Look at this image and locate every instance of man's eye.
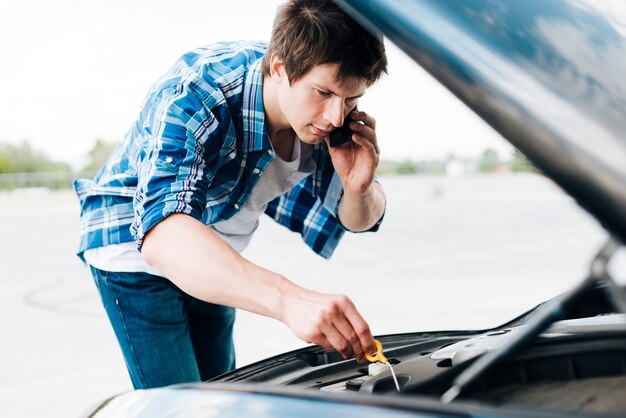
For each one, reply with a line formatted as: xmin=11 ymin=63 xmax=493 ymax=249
xmin=317 ymin=89 xmax=331 ymax=96
xmin=346 ymin=98 xmax=358 ymax=107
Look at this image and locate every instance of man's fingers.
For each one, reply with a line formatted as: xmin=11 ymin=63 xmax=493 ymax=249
xmin=308 ymin=318 xmax=357 ymax=360
xmin=351 ymin=132 xmax=379 ymax=155
xmin=340 ymin=297 xmax=375 ymax=356
xmin=349 ymin=119 xmax=379 ymax=154
xmin=310 ymin=334 xmax=334 ymax=352
xmin=320 ymin=321 xmax=354 ymax=359
xmin=351 ymin=110 xmax=377 ymax=130
xmin=332 ymin=314 xmax=367 ymax=362
xmin=326 ymin=294 xmax=374 ymax=362
xmin=289 ymin=292 xmax=374 ymax=361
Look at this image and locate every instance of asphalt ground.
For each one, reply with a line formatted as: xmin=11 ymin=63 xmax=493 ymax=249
xmin=1 ymin=174 xmax=624 ymax=417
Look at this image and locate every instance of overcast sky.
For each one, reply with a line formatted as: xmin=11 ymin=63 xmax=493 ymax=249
xmin=0 ymin=0 xmax=512 ymax=169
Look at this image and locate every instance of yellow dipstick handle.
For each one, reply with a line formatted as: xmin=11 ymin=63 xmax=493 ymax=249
xmin=365 ymin=339 xmax=388 ymax=364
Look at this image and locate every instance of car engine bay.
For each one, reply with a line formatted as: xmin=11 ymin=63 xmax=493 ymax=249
xmin=217 ymin=240 xmax=626 ymax=417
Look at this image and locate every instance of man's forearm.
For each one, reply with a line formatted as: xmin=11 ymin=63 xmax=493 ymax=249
xmin=141 ymin=213 xmax=288 ymax=320
xmin=337 ymin=183 xmax=386 ymax=232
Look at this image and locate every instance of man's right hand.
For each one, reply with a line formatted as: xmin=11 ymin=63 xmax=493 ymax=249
xmin=279 ymin=284 xmax=375 ymax=363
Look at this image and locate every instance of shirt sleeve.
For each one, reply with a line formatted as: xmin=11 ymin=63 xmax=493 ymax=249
xmin=130 ymin=76 xmax=225 ymax=248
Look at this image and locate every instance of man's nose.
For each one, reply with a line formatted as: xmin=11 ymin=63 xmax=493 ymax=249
xmin=324 ymin=98 xmax=345 ymax=128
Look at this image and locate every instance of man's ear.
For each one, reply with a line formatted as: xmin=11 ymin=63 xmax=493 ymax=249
xmin=269 ymin=52 xmax=287 ymax=84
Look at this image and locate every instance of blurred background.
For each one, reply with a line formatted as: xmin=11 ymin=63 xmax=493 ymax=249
xmin=1 ymin=1 xmax=624 ymax=417
xmin=0 ymin=0 xmax=516 ymax=182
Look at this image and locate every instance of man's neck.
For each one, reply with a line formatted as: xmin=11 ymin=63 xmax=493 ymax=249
xmin=262 ymin=75 xmax=296 ymax=161
xmin=271 ymin=131 xmax=296 ymax=161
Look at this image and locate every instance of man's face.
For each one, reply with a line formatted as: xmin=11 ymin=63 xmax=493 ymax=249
xmin=275 ymin=62 xmax=367 ymax=144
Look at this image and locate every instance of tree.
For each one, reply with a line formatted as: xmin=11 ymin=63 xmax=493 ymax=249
xmin=397 ymin=159 xmax=418 ymax=174
xmin=0 ymin=152 xmax=10 ymax=173
xmin=478 ymin=148 xmax=500 ymax=172
xmin=511 ymin=148 xmax=536 ymax=172
xmin=0 ymin=140 xmax=73 ymax=189
xmin=80 ymin=138 xmax=117 ymax=175
xmin=0 ymin=140 xmax=71 ymax=174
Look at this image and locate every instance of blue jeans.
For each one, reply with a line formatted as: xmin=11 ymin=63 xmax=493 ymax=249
xmin=89 ymin=266 xmax=236 ymax=389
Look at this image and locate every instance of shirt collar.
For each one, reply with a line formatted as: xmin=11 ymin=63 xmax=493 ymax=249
xmin=242 ymin=59 xmax=272 ymax=153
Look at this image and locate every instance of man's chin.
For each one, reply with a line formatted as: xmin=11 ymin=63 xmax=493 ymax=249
xmin=297 ymin=132 xmax=327 ymax=145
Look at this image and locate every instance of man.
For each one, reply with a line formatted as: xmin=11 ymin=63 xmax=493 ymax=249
xmin=74 ymin=0 xmax=388 ymax=389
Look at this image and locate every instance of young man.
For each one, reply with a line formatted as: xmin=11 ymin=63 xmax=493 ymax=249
xmin=74 ymin=0 xmax=388 ymax=389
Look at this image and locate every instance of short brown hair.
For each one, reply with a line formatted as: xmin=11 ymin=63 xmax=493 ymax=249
xmin=261 ymin=0 xmax=388 ymax=86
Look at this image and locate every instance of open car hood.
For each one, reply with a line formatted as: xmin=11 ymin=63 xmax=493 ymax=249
xmin=336 ymin=0 xmax=626 ymax=244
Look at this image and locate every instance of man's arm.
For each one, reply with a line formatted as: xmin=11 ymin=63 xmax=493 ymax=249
xmin=338 ymin=183 xmax=385 ymax=232
xmin=141 ymin=213 xmax=375 ymax=362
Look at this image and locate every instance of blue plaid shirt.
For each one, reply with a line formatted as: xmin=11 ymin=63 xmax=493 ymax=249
xmin=74 ymin=41 xmax=382 ymax=261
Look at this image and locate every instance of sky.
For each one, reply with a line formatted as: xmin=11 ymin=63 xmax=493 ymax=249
xmin=0 ymin=0 xmax=513 ymax=170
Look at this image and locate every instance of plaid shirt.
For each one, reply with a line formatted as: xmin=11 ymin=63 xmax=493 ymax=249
xmin=74 ymin=41 xmax=382 ymax=261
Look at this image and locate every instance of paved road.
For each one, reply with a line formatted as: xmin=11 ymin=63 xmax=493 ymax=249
xmin=1 ymin=174 xmax=624 ymax=417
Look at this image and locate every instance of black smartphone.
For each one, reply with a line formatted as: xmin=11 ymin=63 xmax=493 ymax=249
xmin=329 ymin=107 xmax=357 ymax=148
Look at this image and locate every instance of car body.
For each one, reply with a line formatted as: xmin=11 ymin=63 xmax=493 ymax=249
xmin=85 ymin=0 xmax=626 ymax=417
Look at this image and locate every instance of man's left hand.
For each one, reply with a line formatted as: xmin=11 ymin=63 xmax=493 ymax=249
xmin=325 ymin=109 xmax=380 ymax=195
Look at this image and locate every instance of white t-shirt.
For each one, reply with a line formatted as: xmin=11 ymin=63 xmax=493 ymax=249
xmin=83 ymin=138 xmax=316 ymax=277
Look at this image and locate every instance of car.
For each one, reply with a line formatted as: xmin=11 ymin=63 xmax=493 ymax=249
xmin=85 ymin=0 xmax=626 ymax=416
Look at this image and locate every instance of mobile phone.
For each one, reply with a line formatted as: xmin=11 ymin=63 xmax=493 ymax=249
xmin=329 ymin=107 xmax=357 ymax=147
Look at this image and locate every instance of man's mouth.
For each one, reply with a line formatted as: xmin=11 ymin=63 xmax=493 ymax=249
xmin=311 ymin=125 xmax=331 ymax=136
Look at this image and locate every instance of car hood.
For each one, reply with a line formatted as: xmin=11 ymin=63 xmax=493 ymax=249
xmin=337 ymin=0 xmax=626 ymax=244
xmin=85 ymin=382 xmax=579 ymax=418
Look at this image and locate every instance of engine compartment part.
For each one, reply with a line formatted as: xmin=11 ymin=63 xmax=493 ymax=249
xmin=218 ymin=313 xmax=626 ymax=416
